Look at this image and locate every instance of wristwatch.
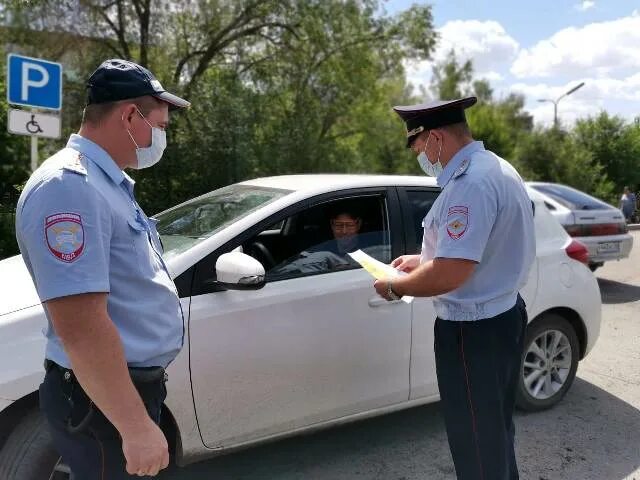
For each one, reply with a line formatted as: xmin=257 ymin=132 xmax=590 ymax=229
xmin=386 ymin=281 xmax=401 ymax=301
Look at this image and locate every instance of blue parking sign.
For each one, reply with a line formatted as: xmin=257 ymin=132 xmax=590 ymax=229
xmin=7 ymin=54 xmax=62 ymax=110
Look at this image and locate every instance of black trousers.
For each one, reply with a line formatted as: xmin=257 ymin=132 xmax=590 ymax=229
xmin=434 ymin=296 xmax=527 ymax=480
xmin=39 ymin=362 xmax=167 ymax=480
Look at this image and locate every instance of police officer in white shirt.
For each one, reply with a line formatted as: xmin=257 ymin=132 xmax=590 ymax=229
xmin=374 ymin=97 xmax=535 ymax=480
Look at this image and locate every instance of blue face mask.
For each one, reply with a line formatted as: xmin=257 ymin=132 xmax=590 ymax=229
xmin=417 ymin=133 xmax=443 ymax=177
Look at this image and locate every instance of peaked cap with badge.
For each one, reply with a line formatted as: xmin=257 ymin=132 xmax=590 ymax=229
xmin=86 ymin=59 xmax=190 ymax=110
xmin=393 ymin=96 xmax=477 ymax=147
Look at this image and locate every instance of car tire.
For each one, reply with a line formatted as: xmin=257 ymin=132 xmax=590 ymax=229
xmin=589 ymin=263 xmax=602 ymax=272
xmin=0 ymin=409 xmax=68 ymax=480
xmin=516 ymin=313 xmax=580 ymax=412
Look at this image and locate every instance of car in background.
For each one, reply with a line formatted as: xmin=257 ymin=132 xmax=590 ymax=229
xmin=528 ymin=181 xmax=633 ymax=271
xmin=0 ymin=175 xmax=601 ymax=479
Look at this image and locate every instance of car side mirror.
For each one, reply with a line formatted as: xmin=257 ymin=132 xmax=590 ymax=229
xmin=214 ymin=251 xmax=266 ymax=290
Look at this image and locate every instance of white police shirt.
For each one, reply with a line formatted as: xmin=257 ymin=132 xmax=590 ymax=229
xmin=421 ymin=141 xmax=535 ymax=321
xmin=16 ymin=134 xmax=184 ymax=368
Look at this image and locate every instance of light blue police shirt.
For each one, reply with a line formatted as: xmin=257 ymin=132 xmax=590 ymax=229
xmin=16 ymin=134 xmax=184 ymax=368
xmin=420 ymin=141 xmax=535 ymax=321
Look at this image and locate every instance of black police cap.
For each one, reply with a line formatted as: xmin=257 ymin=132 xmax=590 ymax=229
xmin=393 ymin=97 xmax=477 ymax=147
xmin=86 ymin=59 xmax=190 ymax=109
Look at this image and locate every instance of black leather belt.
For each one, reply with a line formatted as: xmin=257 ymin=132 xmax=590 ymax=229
xmin=44 ymin=359 xmax=167 ymax=384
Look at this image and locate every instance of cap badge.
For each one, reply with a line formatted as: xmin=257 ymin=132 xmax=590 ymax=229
xmin=150 ymin=79 xmax=163 ymax=92
xmin=406 ymin=125 xmax=425 ymax=138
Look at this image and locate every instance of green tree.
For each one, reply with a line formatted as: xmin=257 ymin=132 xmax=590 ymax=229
xmin=430 ymin=50 xmax=472 ymax=100
xmin=127 ymin=1 xmax=438 ymax=213
xmin=514 ymin=128 xmax=615 ymax=202
xmin=472 ymin=79 xmax=493 ymax=103
xmin=574 ymin=112 xmax=640 ymax=196
xmin=430 ymin=52 xmax=533 ymax=162
xmin=2 ymin=0 xmax=438 ymax=219
xmin=466 ymin=93 xmax=533 ymax=162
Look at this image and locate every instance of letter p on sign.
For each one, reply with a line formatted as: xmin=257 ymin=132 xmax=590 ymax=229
xmin=21 ymin=62 xmax=49 ymax=102
xmin=7 ymin=54 xmax=62 ymax=110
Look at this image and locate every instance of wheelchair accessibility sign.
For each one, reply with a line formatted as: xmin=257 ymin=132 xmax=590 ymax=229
xmin=7 ymin=54 xmax=62 ymax=110
xmin=8 ymin=109 xmax=61 ymax=139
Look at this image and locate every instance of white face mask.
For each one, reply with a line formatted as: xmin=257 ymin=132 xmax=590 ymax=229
xmin=417 ymin=133 xmax=443 ymax=177
xmin=126 ymin=108 xmax=167 ymax=169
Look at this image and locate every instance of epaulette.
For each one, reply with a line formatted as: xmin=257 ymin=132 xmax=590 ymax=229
xmin=62 ymin=152 xmax=88 ymax=176
xmin=452 ymin=158 xmax=470 ymax=179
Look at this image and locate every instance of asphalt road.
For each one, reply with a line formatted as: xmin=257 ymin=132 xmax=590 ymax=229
xmin=162 ymin=231 xmax=640 ymax=480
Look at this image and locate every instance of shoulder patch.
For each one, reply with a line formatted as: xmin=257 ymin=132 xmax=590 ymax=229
xmin=446 ymin=206 xmax=469 ymax=240
xmin=45 ymin=213 xmax=85 ymax=262
xmin=62 ymin=152 xmax=88 ymax=176
xmin=452 ymin=158 xmax=470 ymax=179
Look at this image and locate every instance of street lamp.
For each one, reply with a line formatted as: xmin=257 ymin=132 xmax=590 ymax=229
xmin=538 ymin=82 xmax=585 ymax=129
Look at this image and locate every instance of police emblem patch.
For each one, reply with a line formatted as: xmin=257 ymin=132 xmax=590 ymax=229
xmin=446 ymin=206 xmax=469 ymax=240
xmin=45 ymin=213 xmax=85 ymax=262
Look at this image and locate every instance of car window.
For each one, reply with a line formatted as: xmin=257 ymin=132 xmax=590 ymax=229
xmin=155 ymin=184 xmax=290 ymax=260
xmin=243 ymin=195 xmax=391 ymax=281
xmin=406 ymin=190 xmax=440 ymax=247
xmin=531 ymin=184 xmax=612 ymax=211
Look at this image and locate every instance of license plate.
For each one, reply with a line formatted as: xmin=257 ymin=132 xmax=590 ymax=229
xmin=597 ymin=242 xmax=620 ymax=253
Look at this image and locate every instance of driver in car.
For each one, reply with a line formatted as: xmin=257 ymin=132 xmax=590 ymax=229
xmin=271 ymin=206 xmax=381 ymax=276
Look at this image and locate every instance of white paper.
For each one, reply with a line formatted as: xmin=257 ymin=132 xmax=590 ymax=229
xmin=348 ymin=250 xmax=414 ymax=303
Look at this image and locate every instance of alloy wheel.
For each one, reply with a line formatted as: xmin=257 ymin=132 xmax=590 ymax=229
xmin=522 ymin=329 xmax=573 ymax=400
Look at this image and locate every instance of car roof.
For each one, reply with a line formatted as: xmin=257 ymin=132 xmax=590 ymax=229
xmin=243 ymin=175 xmax=547 ymax=207
xmin=526 ymin=181 xmax=615 ymax=211
xmin=241 ymin=174 xmax=439 ymax=192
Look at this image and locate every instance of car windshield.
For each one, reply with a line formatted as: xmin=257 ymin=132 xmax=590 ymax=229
xmin=155 ymin=184 xmax=291 ymax=260
xmin=531 ymin=184 xmax=613 ymax=211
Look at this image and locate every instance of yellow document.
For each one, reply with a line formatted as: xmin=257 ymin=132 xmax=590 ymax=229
xmin=348 ymin=250 xmax=414 ymax=303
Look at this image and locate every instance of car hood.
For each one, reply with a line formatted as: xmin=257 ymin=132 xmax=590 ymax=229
xmin=0 ymin=254 xmax=183 ymax=317
xmin=0 ymin=255 xmax=41 ymax=316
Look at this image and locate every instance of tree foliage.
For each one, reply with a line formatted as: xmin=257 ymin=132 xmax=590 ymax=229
xmin=574 ymin=112 xmax=640 ymax=195
xmin=430 ymin=50 xmax=472 ymax=100
xmin=1 ymin=0 xmax=436 ymax=220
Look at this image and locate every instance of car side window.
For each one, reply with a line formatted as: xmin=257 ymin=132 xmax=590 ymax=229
xmin=243 ymin=195 xmax=391 ymax=281
xmin=406 ymin=190 xmax=440 ymax=247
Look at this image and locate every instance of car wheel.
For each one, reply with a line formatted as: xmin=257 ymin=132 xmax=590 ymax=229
xmin=0 ymin=409 xmax=70 ymax=480
xmin=516 ymin=313 xmax=580 ymax=411
xmin=589 ymin=262 xmax=603 ymax=272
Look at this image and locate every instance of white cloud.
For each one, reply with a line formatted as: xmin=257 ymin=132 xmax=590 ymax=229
xmin=405 ymin=19 xmax=519 ymax=91
xmin=479 ymin=71 xmax=504 ymax=83
xmin=575 ymin=1 xmax=595 ymax=12
xmin=510 ymin=74 xmax=640 ymax=126
xmin=402 ymin=14 xmax=640 ymax=127
xmin=511 ymin=14 xmax=640 ymax=78
xmin=435 ymin=20 xmax=520 ymax=73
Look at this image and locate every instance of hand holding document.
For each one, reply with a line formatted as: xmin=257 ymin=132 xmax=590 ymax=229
xmin=348 ymin=250 xmax=414 ymax=303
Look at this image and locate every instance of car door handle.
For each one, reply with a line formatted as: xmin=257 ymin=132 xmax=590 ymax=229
xmin=368 ymin=296 xmax=404 ymax=308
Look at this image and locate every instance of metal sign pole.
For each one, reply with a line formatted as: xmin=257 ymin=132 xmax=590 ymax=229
xmin=30 ymin=108 xmax=39 ymax=172
xmin=30 ymin=135 xmax=38 ymax=172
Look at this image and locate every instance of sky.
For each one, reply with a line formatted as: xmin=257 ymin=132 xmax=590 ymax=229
xmin=382 ymin=0 xmax=640 ymax=127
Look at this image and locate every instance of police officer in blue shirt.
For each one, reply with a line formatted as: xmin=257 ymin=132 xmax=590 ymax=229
xmin=374 ymin=97 xmax=535 ymax=479
xmin=16 ymin=59 xmax=190 ymax=478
